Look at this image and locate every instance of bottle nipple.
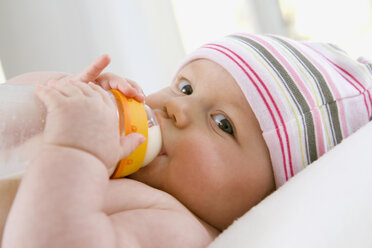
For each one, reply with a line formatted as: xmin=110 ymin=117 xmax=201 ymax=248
xmin=109 ymin=89 xmax=162 ymax=178
xmin=142 ymin=104 xmax=162 ymax=166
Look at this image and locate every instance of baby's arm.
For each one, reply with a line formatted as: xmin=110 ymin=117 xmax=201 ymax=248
xmin=4 ymin=145 xmax=116 ymax=247
xmin=103 ymin=179 xmax=220 ymax=247
xmin=2 ymin=79 xmax=144 ymax=248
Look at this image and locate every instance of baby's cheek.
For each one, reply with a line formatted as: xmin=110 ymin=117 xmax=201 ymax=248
xmin=170 ymin=135 xmax=227 ymax=194
xmin=167 ymin=134 xmax=237 ymax=223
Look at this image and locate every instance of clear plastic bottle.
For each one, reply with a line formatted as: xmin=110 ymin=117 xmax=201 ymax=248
xmin=0 ymin=83 xmax=162 ymax=179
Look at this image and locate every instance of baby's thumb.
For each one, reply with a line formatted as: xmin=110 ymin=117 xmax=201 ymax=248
xmin=119 ymin=133 xmax=146 ymax=159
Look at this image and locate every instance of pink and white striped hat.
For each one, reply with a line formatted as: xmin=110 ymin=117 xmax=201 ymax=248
xmin=176 ymin=33 xmax=372 ymax=187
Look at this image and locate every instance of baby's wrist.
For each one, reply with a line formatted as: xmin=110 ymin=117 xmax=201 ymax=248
xmin=37 ymin=144 xmax=110 ymax=177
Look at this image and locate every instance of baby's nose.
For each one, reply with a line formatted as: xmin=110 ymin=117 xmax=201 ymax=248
xmin=163 ymin=99 xmax=190 ymax=128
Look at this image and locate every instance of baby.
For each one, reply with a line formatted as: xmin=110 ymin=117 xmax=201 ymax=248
xmin=2 ymin=33 xmax=372 ymax=247
xmin=1 ymin=56 xmax=220 ymax=247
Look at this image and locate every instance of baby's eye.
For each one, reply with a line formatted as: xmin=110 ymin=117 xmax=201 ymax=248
xmin=212 ymin=114 xmax=234 ymax=136
xmin=177 ymin=80 xmax=193 ymax=95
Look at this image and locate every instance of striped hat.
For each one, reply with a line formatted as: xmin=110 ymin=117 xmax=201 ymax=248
xmin=176 ymin=33 xmax=372 ymax=187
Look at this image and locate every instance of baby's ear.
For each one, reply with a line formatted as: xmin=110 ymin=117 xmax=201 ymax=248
xmin=119 ymin=133 xmax=146 ymax=159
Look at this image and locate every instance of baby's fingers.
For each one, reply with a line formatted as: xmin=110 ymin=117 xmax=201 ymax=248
xmin=119 ymin=133 xmax=146 ymax=159
xmin=73 ymin=54 xmax=111 ymax=83
xmin=96 ymin=73 xmax=145 ymax=102
xmin=88 ymin=82 xmax=115 ymax=107
xmin=126 ymin=79 xmax=145 ymax=96
xmin=115 ymin=82 xmax=145 ymax=102
xmin=34 ymin=84 xmax=65 ymax=109
xmin=123 ymin=79 xmax=145 ymax=102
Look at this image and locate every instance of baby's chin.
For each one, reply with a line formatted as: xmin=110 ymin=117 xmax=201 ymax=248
xmin=128 ymin=154 xmax=168 ymax=190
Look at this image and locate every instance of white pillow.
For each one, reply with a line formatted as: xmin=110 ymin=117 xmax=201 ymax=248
xmin=209 ymin=122 xmax=372 ymax=248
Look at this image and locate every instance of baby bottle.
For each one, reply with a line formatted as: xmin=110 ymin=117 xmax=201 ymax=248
xmin=0 ymin=83 xmax=162 ymax=179
xmin=108 ymin=88 xmax=162 ymax=178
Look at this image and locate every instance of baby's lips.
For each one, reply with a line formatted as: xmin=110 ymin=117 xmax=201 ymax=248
xmin=153 ymin=108 xmax=168 ymax=122
xmin=152 ymin=109 xmax=167 ymax=156
xmin=158 ymin=141 xmax=167 ymax=156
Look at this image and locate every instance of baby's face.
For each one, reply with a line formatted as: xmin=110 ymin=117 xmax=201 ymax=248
xmin=130 ymin=59 xmax=275 ymax=230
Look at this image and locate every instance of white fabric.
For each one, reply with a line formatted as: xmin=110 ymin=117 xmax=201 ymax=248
xmin=209 ymin=121 xmax=372 ymax=248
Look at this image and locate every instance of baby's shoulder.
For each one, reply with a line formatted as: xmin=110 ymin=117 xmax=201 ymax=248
xmin=104 ymin=179 xmax=219 ymax=247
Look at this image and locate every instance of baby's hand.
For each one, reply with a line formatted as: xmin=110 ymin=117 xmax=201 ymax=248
xmin=94 ymin=72 xmax=145 ymax=102
xmin=57 ymin=54 xmax=145 ymax=102
xmin=52 ymin=54 xmax=111 ymax=86
xmin=34 ymin=79 xmax=145 ymax=170
xmin=63 ymin=55 xmax=145 ymax=102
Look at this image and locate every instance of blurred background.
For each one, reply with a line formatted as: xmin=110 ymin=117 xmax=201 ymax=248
xmin=1 ymin=0 xmax=372 ymax=94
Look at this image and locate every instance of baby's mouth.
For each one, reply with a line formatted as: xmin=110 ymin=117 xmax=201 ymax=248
xmin=158 ymin=143 xmax=167 ymax=156
xmin=153 ymin=109 xmax=167 ymax=156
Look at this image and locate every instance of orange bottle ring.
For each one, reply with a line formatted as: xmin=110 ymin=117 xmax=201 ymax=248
xmin=110 ymin=89 xmax=148 ymax=178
